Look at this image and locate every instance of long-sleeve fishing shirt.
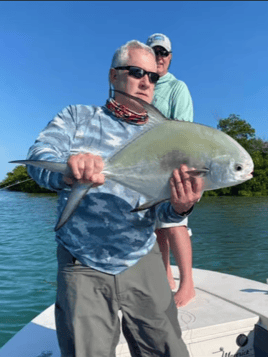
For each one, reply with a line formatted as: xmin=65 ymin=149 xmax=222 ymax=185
xmin=27 ymin=104 xmax=189 ymax=275
xmin=152 ymin=72 xmax=193 ymax=122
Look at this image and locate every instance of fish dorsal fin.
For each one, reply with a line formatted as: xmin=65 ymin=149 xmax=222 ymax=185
xmin=103 ymin=91 xmax=172 ymax=171
xmin=9 ymin=160 xmax=72 ymax=176
xmin=114 ymin=90 xmax=168 ymax=127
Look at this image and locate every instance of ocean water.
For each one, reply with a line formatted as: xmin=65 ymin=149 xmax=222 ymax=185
xmin=0 ymin=191 xmax=268 ymax=347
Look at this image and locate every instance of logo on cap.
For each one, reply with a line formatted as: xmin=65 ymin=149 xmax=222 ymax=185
xmin=152 ymin=35 xmax=165 ymax=41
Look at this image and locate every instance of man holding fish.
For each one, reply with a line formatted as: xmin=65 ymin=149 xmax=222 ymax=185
xmin=146 ymin=33 xmax=195 ymax=308
xmin=16 ymin=38 xmax=253 ymax=356
xmin=22 ymin=39 xmax=203 ymax=357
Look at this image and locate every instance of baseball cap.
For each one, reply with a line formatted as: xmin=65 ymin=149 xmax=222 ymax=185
xmin=146 ymin=33 xmax=172 ymax=52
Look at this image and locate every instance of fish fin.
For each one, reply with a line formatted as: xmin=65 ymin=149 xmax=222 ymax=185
xmin=55 ymin=181 xmax=92 ymax=231
xmin=114 ymin=90 xmax=169 ymax=126
xmin=106 ymin=90 xmax=187 ymax=169
xmin=186 ymin=168 xmax=209 ymax=177
xmin=10 ymin=160 xmax=94 ymax=230
xmin=9 ymin=160 xmax=71 ymax=176
xmin=106 ymin=94 xmax=171 ymax=169
xmin=131 ymin=198 xmax=169 ymax=212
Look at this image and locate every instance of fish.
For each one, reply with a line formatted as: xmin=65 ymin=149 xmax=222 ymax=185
xmin=10 ymin=90 xmax=254 ymax=231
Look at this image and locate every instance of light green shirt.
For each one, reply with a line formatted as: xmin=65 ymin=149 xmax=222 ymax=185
xmin=152 ymin=72 xmax=193 ymax=122
xmin=153 ymin=72 xmax=194 ymax=230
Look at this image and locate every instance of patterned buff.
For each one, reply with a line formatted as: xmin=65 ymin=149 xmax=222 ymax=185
xmin=106 ymin=98 xmax=148 ymax=125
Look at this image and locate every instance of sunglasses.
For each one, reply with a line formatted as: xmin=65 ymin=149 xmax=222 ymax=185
xmin=153 ymin=49 xmax=171 ymax=57
xmin=114 ymin=66 xmax=159 ymax=84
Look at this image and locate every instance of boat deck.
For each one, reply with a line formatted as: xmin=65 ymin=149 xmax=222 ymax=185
xmin=1 ymin=267 xmax=268 ymax=357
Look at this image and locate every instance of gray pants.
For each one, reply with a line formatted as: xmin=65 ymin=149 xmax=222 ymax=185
xmin=55 ymin=243 xmax=189 ymax=357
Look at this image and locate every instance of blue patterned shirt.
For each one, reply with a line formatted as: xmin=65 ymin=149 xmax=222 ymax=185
xmin=27 ymin=104 xmax=188 ymax=274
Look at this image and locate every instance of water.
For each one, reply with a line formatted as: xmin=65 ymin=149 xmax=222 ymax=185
xmin=0 ymin=191 xmax=58 ymax=347
xmin=188 ymin=196 xmax=268 ymax=283
xmin=0 ymin=191 xmax=268 ymax=347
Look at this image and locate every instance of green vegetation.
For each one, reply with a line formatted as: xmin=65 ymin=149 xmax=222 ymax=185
xmin=203 ymin=114 xmax=268 ymax=197
xmin=0 ymin=165 xmax=55 ymax=194
xmin=1 ymin=114 xmax=267 ymax=196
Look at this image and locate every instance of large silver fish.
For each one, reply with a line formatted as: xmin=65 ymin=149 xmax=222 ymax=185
xmin=10 ymin=90 xmax=254 ymax=231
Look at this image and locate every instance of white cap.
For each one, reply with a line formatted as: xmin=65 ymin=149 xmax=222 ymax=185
xmin=146 ymin=33 xmax=172 ymax=52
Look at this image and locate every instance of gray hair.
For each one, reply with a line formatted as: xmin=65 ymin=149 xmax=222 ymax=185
xmin=109 ymin=40 xmax=155 ymax=98
xmin=110 ymin=40 xmax=155 ymax=68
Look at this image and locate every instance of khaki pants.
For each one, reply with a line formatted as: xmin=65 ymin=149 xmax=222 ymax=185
xmin=55 ymin=242 xmax=189 ymax=357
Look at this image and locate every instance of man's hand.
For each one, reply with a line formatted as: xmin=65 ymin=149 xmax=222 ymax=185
xmin=170 ymin=165 xmax=203 ymax=215
xmin=64 ymin=153 xmax=105 ymax=186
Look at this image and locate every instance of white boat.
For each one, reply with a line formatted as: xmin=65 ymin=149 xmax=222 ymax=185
xmin=1 ymin=267 xmax=268 ymax=357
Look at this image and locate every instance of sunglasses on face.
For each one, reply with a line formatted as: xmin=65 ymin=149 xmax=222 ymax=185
xmin=114 ymin=66 xmax=160 ymax=84
xmin=153 ymin=48 xmax=171 ymax=57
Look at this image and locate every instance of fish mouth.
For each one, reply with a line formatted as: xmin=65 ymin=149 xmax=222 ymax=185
xmin=242 ymin=171 xmax=254 ymax=181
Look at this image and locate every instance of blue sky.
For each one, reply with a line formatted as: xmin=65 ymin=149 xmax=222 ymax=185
xmin=1 ymin=1 xmax=268 ymax=181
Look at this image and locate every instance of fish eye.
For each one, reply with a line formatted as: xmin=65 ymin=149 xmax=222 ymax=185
xmin=235 ymin=164 xmax=243 ymax=171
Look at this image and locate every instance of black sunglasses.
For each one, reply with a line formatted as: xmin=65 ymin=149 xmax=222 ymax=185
xmin=153 ymin=48 xmax=171 ymax=57
xmin=114 ymin=66 xmax=159 ymax=84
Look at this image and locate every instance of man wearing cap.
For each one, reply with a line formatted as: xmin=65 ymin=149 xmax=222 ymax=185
xmin=146 ymin=33 xmax=195 ymax=308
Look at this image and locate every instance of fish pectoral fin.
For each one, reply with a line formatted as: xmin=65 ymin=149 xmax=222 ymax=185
xmin=131 ymin=198 xmax=170 ymax=212
xmin=186 ymin=168 xmax=209 ymax=177
xmin=55 ymin=181 xmax=93 ymax=231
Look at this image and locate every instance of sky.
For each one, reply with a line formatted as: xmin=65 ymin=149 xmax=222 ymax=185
xmin=1 ymin=1 xmax=268 ymax=182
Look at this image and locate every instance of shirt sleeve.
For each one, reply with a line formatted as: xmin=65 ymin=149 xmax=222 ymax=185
xmin=26 ymin=105 xmax=77 ymax=191
xmin=171 ymin=81 xmax=194 ymax=122
xmin=155 ymin=201 xmax=193 ymax=229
